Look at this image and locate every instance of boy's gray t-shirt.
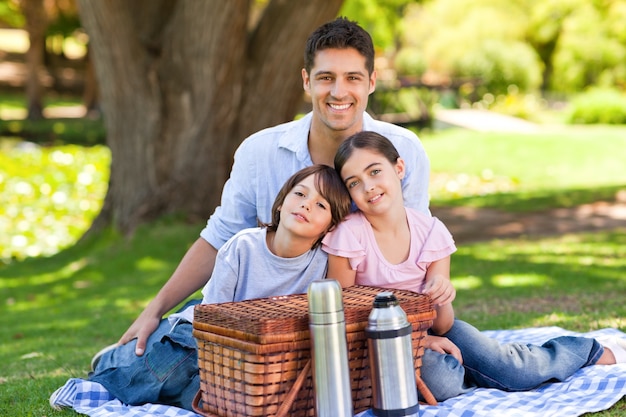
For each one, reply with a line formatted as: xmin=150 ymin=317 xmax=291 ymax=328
xmin=202 ymin=227 xmax=329 ymax=303
xmin=172 ymin=227 xmax=328 ymax=323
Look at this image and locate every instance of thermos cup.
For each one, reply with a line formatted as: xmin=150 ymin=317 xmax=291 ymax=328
xmin=307 ymin=280 xmax=353 ymax=417
xmin=366 ymin=291 xmax=419 ymax=417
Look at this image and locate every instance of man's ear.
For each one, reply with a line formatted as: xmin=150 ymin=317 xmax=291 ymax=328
xmin=369 ymin=69 xmax=377 ymax=94
xmin=302 ymin=68 xmax=311 ymax=94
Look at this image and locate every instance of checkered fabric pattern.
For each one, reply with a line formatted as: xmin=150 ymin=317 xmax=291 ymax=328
xmin=51 ymin=327 xmax=626 ymax=417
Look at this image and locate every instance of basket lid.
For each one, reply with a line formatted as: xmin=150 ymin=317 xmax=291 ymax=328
xmin=193 ymin=285 xmax=434 ymax=344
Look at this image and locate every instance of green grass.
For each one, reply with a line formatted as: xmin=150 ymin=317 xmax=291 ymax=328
xmin=422 ymin=126 xmax=626 ymax=211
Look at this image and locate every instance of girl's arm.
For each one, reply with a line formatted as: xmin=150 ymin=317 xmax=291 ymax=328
xmin=423 ymin=256 xmax=456 ymax=306
xmin=424 ymin=257 xmax=455 ymax=335
xmin=327 ymin=254 xmax=357 ymax=288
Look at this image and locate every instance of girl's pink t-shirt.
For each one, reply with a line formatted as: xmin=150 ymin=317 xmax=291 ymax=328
xmin=322 ymin=208 xmax=456 ymax=293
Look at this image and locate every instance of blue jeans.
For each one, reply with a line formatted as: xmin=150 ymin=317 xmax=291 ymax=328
xmin=89 ymin=300 xmax=201 ymax=410
xmin=419 ymin=319 xmax=604 ymax=401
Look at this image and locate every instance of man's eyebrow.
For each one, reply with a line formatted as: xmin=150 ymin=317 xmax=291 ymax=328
xmin=313 ymin=70 xmax=366 ymax=77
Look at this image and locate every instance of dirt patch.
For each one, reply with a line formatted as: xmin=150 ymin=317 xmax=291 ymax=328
xmin=433 ymin=200 xmax=626 ymax=243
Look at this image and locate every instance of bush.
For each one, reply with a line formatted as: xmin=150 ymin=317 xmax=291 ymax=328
xmin=395 ymin=47 xmax=428 ymax=77
xmin=567 ymin=88 xmax=626 ymax=125
xmin=453 ymin=39 xmax=543 ymax=97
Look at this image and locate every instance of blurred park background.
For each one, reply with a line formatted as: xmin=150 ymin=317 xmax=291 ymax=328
xmin=1 ymin=0 xmax=625 ymax=415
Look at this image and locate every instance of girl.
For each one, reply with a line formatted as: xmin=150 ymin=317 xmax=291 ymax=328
xmin=322 ymin=131 xmax=626 ymax=402
xmin=51 ymin=164 xmax=352 ymax=412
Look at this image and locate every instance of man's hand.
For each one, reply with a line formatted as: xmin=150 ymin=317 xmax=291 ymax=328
xmin=425 ymin=334 xmax=463 ymax=364
xmin=423 ymin=274 xmax=456 ymax=306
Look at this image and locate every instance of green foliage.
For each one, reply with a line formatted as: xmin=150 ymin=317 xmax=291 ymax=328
xmin=394 ymin=0 xmax=626 ymax=102
xmin=0 ymin=0 xmax=24 ymax=27
xmin=0 ymin=117 xmax=106 ymax=145
xmin=566 ymin=88 xmax=626 ymax=125
xmin=454 ymin=40 xmax=543 ymax=96
xmin=0 ymin=140 xmax=110 ymax=263
xmin=340 ymin=0 xmax=414 ymax=52
xmin=394 ymin=47 xmax=428 ymax=77
xmin=549 ymin=1 xmax=626 ymax=92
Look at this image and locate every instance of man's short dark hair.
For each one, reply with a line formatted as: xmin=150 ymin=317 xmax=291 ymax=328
xmin=304 ymin=17 xmax=375 ymax=75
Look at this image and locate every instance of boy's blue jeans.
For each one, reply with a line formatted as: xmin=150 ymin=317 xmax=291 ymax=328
xmin=89 ymin=300 xmax=200 ymax=410
xmin=419 ymin=319 xmax=604 ymax=401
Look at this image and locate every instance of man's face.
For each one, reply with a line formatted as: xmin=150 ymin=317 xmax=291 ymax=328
xmin=302 ymin=47 xmax=376 ymax=137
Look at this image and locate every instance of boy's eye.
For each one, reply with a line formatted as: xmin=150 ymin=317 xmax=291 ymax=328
xmin=316 ymin=202 xmax=327 ymax=210
xmin=295 ymin=191 xmax=305 ymax=197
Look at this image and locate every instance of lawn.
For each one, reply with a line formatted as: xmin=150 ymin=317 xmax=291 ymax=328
xmin=1 ymin=124 xmax=625 ymax=415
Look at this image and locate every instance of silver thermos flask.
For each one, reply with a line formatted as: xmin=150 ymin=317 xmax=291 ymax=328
xmin=366 ymin=291 xmax=419 ymax=417
xmin=307 ymin=279 xmax=353 ymax=417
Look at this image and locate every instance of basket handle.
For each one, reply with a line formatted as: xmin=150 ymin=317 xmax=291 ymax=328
xmin=416 ymin=372 xmax=437 ymax=405
xmin=275 ymin=358 xmax=312 ymax=417
xmin=191 ymin=389 xmax=212 ymax=416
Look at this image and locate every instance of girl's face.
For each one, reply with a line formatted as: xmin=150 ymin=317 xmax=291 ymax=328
xmin=340 ymin=147 xmax=405 ymax=215
xmin=278 ymin=174 xmax=333 ymax=241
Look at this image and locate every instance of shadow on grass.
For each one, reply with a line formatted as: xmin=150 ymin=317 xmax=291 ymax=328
xmin=433 ymin=184 xmax=626 ymax=212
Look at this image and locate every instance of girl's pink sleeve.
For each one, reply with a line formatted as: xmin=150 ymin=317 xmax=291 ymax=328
xmin=419 ymin=217 xmax=457 ymax=263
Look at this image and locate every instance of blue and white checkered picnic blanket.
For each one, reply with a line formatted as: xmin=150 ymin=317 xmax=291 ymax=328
xmin=52 ymin=327 xmax=626 ymax=417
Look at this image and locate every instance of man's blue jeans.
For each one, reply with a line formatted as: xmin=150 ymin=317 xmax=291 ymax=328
xmin=89 ymin=300 xmax=201 ymax=410
xmin=420 ymin=319 xmax=604 ymax=401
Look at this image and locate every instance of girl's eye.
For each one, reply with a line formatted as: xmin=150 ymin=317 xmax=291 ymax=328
xmin=347 ymin=180 xmax=359 ymax=189
xmin=371 ymin=169 xmax=381 ymax=176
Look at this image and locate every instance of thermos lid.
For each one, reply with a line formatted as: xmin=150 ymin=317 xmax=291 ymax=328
xmin=373 ymin=291 xmax=399 ymax=308
xmin=308 ymin=279 xmax=345 ymax=324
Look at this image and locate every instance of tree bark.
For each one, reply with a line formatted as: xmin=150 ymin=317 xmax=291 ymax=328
xmin=22 ymin=0 xmax=48 ymax=120
xmin=77 ymin=0 xmax=344 ymax=234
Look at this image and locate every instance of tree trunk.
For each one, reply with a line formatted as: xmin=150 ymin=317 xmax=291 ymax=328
xmin=22 ymin=0 xmax=47 ymax=120
xmin=77 ymin=0 xmax=343 ymax=235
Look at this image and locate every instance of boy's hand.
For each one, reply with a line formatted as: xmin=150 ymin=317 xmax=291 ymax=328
xmin=118 ymin=312 xmax=160 ymax=356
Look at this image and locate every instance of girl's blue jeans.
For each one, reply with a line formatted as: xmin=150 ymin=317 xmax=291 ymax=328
xmin=420 ymin=319 xmax=604 ymax=401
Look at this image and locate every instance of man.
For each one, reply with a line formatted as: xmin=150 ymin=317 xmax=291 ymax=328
xmin=119 ymin=16 xmax=431 ymax=356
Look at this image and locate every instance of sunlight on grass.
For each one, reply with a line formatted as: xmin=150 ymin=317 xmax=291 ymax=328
xmin=0 ymin=140 xmax=110 ymax=263
xmin=452 ymin=275 xmax=482 ymax=290
xmin=491 ymin=273 xmax=550 ymax=287
xmin=136 ymin=256 xmax=171 ymax=271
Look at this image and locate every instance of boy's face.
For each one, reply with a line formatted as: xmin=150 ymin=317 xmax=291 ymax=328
xmin=302 ymin=47 xmax=376 ymax=138
xmin=278 ymin=174 xmax=333 ymax=243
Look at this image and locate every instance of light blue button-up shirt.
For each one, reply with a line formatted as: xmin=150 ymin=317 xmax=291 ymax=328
xmin=201 ymin=111 xmax=431 ymax=250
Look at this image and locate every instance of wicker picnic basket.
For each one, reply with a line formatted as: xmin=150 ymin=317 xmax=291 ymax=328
xmin=192 ymin=285 xmax=436 ymax=417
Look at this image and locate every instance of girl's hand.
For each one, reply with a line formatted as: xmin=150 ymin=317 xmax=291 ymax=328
xmin=423 ymin=274 xmax=456 ymax=306
xmin=425 ymin=334 xmax=463 ymax=364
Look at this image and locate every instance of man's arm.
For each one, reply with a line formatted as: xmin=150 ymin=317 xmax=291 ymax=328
xmin=118 ymin=238 xmax=217 ymax=355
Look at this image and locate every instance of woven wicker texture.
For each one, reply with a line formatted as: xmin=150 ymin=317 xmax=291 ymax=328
xmin=193 ymin=285 xmax=435 ymax=417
